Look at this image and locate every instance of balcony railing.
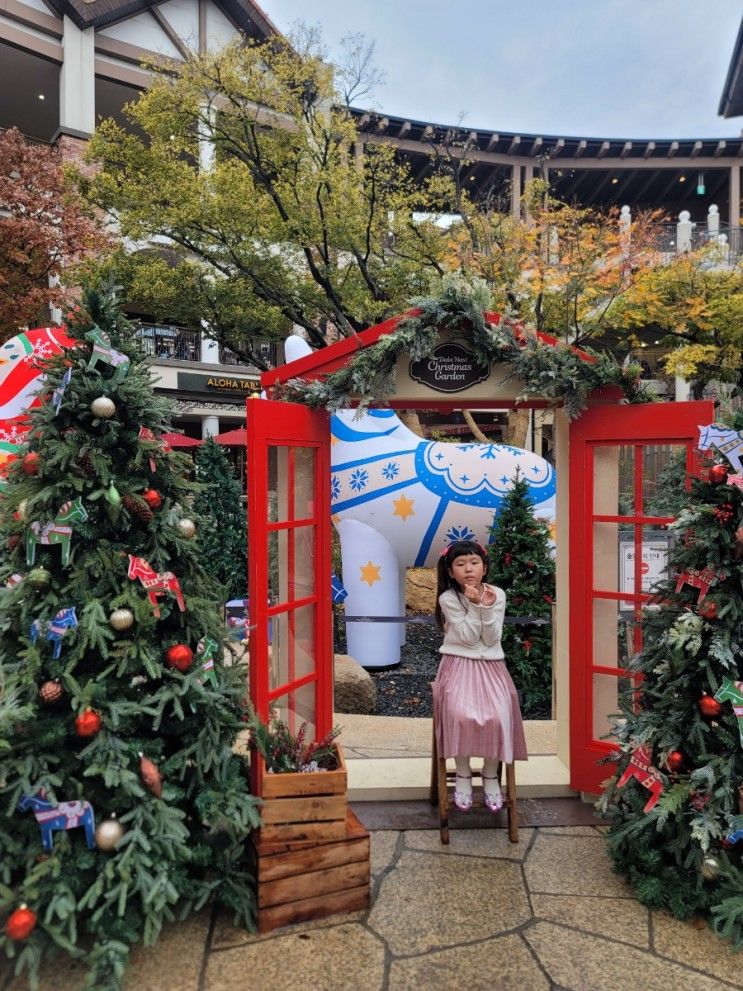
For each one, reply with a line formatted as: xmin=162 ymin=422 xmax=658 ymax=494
xmin=134 ymin=323 xmax=278 ymax=369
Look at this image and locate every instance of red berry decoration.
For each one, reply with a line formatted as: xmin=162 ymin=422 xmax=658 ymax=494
xmin=22 ymin=451 xmax=39 ymax=476
xmin=5 ymin=904 xmax=37 ymax=940
xmin=665 ymin=750 xmax=685 ymax=774
xmin=165 ymin=643 xmax=193 ymax=672
xmin=503 ymin=553 xmax=512 ymax=565
xmin=698 ymin=694 xmax=722 ymax=719
xmin=142 ymin=488 xmax=162 ymax=509
xmin=713 ymin=503 xmax=734 ymax=524
xmin=708 ymin=463 xmax=729 ymax=485
xmin=699 ymin=600 xmax=717 ymax=620
xmin=74 ymin=708 xmax=102 ymax=737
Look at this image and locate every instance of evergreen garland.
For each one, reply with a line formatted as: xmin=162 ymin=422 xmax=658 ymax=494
xmin=599 ymin=422 xmax=743 ymax=948
xmin=0 ymin=280 xmax=260 ymax=990
xmin=278 ymin=276 xmax=647 ymax=418
xmin=487 ymin=472 xmax=556 ymax=717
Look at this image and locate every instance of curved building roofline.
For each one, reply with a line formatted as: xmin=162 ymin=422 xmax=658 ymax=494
xmin=349 ymin=107 xmax=741 ymax=161
xmin=719 ymin=16 xmax=743 ymax=118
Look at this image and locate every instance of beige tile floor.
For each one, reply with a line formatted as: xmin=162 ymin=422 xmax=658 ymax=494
xmin=4 ymin=823 xmax=740 ymax=991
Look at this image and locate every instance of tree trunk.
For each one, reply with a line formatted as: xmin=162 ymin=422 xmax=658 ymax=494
xmin=399 ymin=409 xmax=426 ymax=437
xmin=504 ymin=407 xmax=530 ymax=448
xmin=461 ymin=409 xmax=490 ymax=444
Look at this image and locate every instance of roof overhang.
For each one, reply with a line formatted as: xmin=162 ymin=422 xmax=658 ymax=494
xmin=43 ymin=0 xmax=279 ymax=36
xmin=719 ymin=17 xmax=743 ymax=117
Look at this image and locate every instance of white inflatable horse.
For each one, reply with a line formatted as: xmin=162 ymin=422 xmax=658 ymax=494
xmin=283 ymin=336 xmax=556 ymax=668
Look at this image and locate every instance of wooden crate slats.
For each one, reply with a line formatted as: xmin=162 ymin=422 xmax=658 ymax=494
xmin=259 ymin=818 xmax=348 ymax=844
xmin=260 ymin=793 xmax=347 ymax=825
xmin=259 ymin=860 xmax=369 ymax=908
xmin=260 ymin=749 xmax=347 ymax=799
xmin=257 ymin=885 xmax=370 ymax=935
xmin=258 ymin=834 xmax=370 ymax=883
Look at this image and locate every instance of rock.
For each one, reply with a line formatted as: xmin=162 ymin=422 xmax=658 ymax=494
xmin=406 ymin=567 xmax=437 ymax=614
xmin=334 ymin=653 xmax=377 ymax=714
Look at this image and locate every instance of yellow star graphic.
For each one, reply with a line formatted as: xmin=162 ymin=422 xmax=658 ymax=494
xmin=393 ymin=495 xmax=415 ymax=521
xmin=359 ymin=561 xmax=381 ymax=587
xmin=330 ymin=434 xmax=339 ymax=446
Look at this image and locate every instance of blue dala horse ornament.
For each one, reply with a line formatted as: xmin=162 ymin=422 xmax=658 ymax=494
xmin=18 ymin=789 xmax=95 ymax=851
xmin=26 ymin=498 xmax=88 ymax=567
xmin=85 ymin=326 xmax=130 ymax=385
xmin=30 ymin=606 xmax=78 ymax=658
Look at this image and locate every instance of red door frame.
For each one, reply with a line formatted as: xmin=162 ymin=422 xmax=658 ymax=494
xmin=246 ymin=398 xmax=332 ymax=795
xmin=568 ymin=400 xmax=714 ymax=794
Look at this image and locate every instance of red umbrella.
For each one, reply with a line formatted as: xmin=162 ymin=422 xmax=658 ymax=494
xmin=161 ymin=432 xmax=202 ymax=448
xmin=213 ymin=427 xmax=247 ymax=445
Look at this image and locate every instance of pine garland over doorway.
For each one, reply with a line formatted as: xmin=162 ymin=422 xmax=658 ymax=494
xmin=277 ymin=276 xmax=649 ymax=419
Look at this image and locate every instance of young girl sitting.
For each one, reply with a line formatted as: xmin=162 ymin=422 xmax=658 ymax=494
xmin=433 ymin=539 xmax=528 ymax=811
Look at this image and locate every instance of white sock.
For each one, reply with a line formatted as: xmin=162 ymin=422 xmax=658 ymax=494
xmin=454 ymin=755 xmax=472 ymax=799
xmin=482 ymin=759 xmax=502 ymax=802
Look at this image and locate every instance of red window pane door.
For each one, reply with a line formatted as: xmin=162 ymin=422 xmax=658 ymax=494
xmin=246 ymin=398 xmax=331 ymax=795
xmin=568 ymin=399 xmax=713 ymax=795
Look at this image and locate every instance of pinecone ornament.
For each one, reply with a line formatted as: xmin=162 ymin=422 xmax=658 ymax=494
xmin=76 ymin=449 xmax=95 ymax=477
xmin=122 ymin=493 xmax=154 ymax=524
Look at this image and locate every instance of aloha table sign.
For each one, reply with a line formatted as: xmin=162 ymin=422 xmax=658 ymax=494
xmin=409 ymin=342 xmax=490 ymax=394
xmin=177 ymin=371 xmax=261 ymax=396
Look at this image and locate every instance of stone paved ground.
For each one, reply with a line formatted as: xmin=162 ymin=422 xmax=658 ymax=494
xmin=4 ymin=819 xmax=741 ymax=991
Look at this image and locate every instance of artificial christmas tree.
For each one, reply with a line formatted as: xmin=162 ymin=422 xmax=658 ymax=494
xmin=600 ymin=418 xmax=743 ymax=949
xmin=194 ymin=438 xmax=247 ymax=602
xmin=487 ymin=471 xmax=555 ymax=717
xmin=0 ymin=282 xmax=259 ymax=990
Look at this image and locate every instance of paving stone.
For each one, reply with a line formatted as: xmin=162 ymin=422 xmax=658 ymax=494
xmin=124 ymin=910 xmax=210 ymax=991
xmin=653 ymin=910 xmax=743 ymax=986
xmin=524 ymin=920 xmax=732 ymax=991
xmin=210 ymin=908 xmax=366 ymax=950
xmin=367 ymin=849 xmax=530 ymax=955
xmin=370 ymin=829 xmax=400 ymax=875
xmin=388 ymin=933 xmax=550 ymax=991
xmin=531 ymin=893 xmax=649 ymax=947
xmin=404 ymin=826 xmax=535 ymax=861
xmin=204 ymin=923 xmax=384 ymax=991
xmin=539 ymin=825 xmax=602 ymax=835
xmin=525 ymin=833 xmax=633 ymax=898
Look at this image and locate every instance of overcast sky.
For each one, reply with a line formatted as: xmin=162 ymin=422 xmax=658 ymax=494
xmin=264 ymin=0 xmax=743 ymax=139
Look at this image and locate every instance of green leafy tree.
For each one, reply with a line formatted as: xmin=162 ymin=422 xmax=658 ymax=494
xmin=81 ymin=35 xmax=447 ymax=366
xmin=194 ymin=438 xmax=247 ymax=601
xmin=487 ymin=472 xmax=555 ymax=716
xmin=0 ymin=281 xmax=259 ymax=990
xmin=600 ymin=427 xmax=743 ymax=948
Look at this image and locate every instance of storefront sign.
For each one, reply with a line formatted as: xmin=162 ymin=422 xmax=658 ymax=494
xmin=177 ymin=372 xmax=261 ymax=396
xmin=409 ymin=342 xmax=489 ymax=393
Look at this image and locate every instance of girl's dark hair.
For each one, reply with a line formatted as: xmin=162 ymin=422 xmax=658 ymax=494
xmin=434 ymin=539 xmax=489 ymax=630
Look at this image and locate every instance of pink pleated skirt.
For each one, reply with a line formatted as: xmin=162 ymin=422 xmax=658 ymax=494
xmin=433 ymin=654 xmax=528 ymax=762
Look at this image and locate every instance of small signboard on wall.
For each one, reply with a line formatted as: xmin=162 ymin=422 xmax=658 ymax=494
xmin=409 ymin=342 xmax=490 ymax=393
xmin=618 ymin=531 xmax=674 ymax=611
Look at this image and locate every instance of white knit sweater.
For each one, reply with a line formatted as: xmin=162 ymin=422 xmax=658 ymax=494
xmin=438 ymin=584 xmax=506 ymax=660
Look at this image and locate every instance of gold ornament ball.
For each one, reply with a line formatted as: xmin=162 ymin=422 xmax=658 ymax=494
xmin=91 ymin=396 xmax=116 ymax=419
xmin=177 ymin=518 xmax=196 ymax=539
xmin=109 ymin=608 xmax=134 ymax=631
xmin=95 ymin=815 xmax=124 ymax=851
xmin=700 ymin=855 xmax=720 ymax=881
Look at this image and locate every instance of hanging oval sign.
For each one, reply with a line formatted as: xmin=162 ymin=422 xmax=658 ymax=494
xmin=409 ymin=341 xmax=490 ymax=393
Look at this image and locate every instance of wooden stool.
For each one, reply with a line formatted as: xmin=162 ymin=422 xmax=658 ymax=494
xmin=429 ymin=710 xmax=518 ymax=846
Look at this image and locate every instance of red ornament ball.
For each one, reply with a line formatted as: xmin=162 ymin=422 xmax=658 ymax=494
xmin=22 ymin=451 xmax=39 ymax=476
xmin=5 ymin=904 xmax=37 ymax=940
xmin=74 ymin=708 xmax=102 ymax=737
xmin=698 ymin=694 xmax=723 ymax=719
xmin=165 ymin=643 xmax=193 ymax=672
xmin=708 ymin=463 xmax=729 ymax=485
xmin=699 ymin=600 xmax=717 ymax=620
xmin=665 ymin=750 xmax=685 ymax=774
xmin=142 ymin=488 xmax=162 ymax=509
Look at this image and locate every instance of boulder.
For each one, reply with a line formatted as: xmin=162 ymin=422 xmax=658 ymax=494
xmin=406 ymin=567 xmax=437 ymax=614
xmin=334 ymin=653 xmax=377 ymax=714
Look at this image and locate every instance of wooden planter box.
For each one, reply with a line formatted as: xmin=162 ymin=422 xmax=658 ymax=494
xmin=253 ymin=808 xmax=370 ymax=934
xmin=257 ymin=745 xmax=348 ymax=845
